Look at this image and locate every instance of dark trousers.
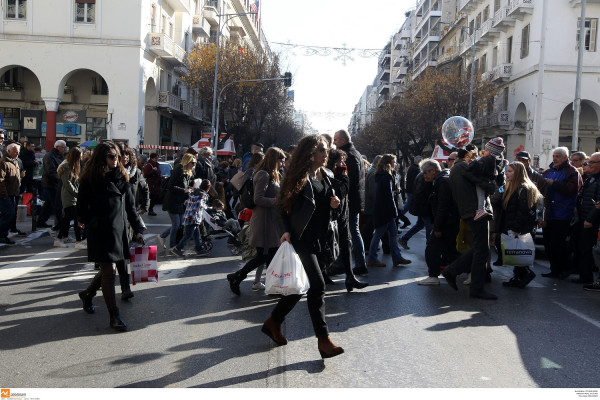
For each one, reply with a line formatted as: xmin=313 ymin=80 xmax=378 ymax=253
xmin=86 ymin=262 xmax=118 ymax=314
xmin=270 ymin=251 xmax=328 ymax=338
xmin=38 ymin=186 xmax=62 ymax=227
xmin=543 ymin=219 xmax=572 ymax=276
xmin=236 ymin=247 xmax=277 ymax=280
xmin=425 ymin=224 xmax=460 ymax=277
xmin=10 ymin=194 xmax=19 ymax=232
xmin=577 ymin=221 xmax=599 ymax=282
xmin=445 ymin=217 xmax=490 ymax=292
xmin=0 ymin=196 xmax=16 ymax=238
xmin=58 ymin=206 xmax=82 ymax=241
xmin=149 ymin=193 xmax=159 ymax=213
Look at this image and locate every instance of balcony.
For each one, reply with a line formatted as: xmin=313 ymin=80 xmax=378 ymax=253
xmin=148 ymin=33 xmax=186 ymax=65
xmin=395 ymin=66 xmax=408 ymax=79
xmin=204 ymin=2 xmax=219 ymax=26
xmin=476 ymin=111 xmax=510 ymax=129
xmin=377 ymin=81 xmax=390 ymax=95
xmin=164 ymin=0 xmax=191 ymax=12
xmin=158 ymin=91 xmax=181 ymax=112
xmin=476 ymin=18 xmax=500 ymax=43
xmin=376 ymin=93 xmax=390 ymax=108
xmin=0 ymin=83 xmax=23 ymax=101
xmin=493 ymin=7 xmax=516 ymax=28
xmin=391 ymin=84 xmax=406 ymax=99
xmin=90 ymin=94 xmax=108 ymax=104
xmin=379 ymin=52 xmax=391 ymax=66
xmin=180 ymin=100 xmax=193 ymax=116
xmin=228 ymin=25 xmax=246 ymax=39
xmin=191 ymin=105 xmax=203 ymax=121
xmin=415 ymin=8 xmax=442 ymax=33
xmin=192 ymin=15 xmax=211 ymax=37
xmin=489 ymin=63 xmax=513 ymax=82
xmin=378 ymin=67 xmax=390 ymax=82
xmin=413 ymin=58 xmax=437 ymax=78
xmin=507 ymin=0 xmax=534 ymax=20
xmin=459 ymin=0 xmax=484 ymax=12
xmin=437 ymin=47 xmax=459 ymax=64
xmin=394 ymin=33 xmax=409 ymax=50
xmin=459 ymin=34 xmax=482 ymax=55
xmin=393 ymin=56 xmax=405 ymax=67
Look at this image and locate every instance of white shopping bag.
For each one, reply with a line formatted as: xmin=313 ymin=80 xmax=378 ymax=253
xmin=265 ymin=242 xmax=310 ymax=296
xmin=500 ymin=233 xmax=535 ymax=266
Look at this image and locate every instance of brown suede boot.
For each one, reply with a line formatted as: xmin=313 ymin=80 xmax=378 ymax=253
xmin=317 ymin=336 xmax=344 ymax=358
xmin=261 ymin=317 xmax=288 ymax=345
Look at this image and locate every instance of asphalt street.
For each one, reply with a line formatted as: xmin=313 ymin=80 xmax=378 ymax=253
xmin=0 ymin=210 xmax=599 ymax=389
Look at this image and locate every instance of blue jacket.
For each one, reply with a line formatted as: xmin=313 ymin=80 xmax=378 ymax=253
xmin=542 ymin=161 xmax=581 ymax=221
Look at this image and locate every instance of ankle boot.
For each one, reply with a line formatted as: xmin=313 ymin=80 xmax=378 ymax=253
xmin=109 ymin=309 xmax=127 ymax=332
xmin=345 ymin=276 xmax=368 ymax=292
xmin=227 ymin=272 xmax=242 ymax=296
xmin=317 ymin=336 xmax=344 ymax=358
xmin=78 ymin=290 xmax=95 ymax=314
xmin=261 ymin=317 xmax=287 ymax=345
xmin=121 ymin=286 xmax=134 ymax=301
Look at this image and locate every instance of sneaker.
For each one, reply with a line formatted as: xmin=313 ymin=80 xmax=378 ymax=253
xmin=148 ymin=211 xmax=157 ymax=216
xmin=583 ymin=281 xmax=600 ymax=292
xmin=157 ymin=235 xmax=166 ymax=249
xmin=463 ymin=273 xmax=471 ymax=285
xmin=10 ymin=229 xmax=26 ymax=236
xmin=393 ymin=258 xmax=412 ymax=266
xmin=473 ymin=209 xmax=489 ymax=221
xmin=502 ymin=276 xmax=522 ymax=287
xmin=1 ymin=237 xmax=15 ymax=245
xmin=195 ymin=248 xmax=210 ymax=256
xmin=418 ymin=276 xmax=440 ymax=285
xmin=63 ymin=236 xmax=76 ymax=244
xmin=353 ymin=266 xmax=369 ymax=276
xmin=398 ymin=238 xmax=410 ymax=250
xmin=75 ymin=241 xmax=87 ymax=250
xmin=54 ymin=238 xmax=67 ymax=248
xmin=170 ymin=247 xmax=185 ymax=257
xmin=367 ymin=261 xmax=386 ymax=267
xmin=252 ymin=281 xmax=266 ymax=291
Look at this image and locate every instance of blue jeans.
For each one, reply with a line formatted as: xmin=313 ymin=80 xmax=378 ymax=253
xmin=0 ymin=197 xmax=16 ymax=237
xmin=402 ymin=215 xmax=433 ymax=243
xmin=161 ymin=212 xmax=184 ymax=248
xmin=175 ymin=224 xmax=203 ymax=252
xmin=402 ymin=193 xmax=413 ymax=215
xmin=368 ymin=219 xmax=404 ymax=263
xmin=349 ymin=211 xmax=366 ymax=268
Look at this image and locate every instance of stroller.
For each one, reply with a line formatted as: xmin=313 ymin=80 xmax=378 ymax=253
xmin=201 ymin=210 xmax=244 ymax=255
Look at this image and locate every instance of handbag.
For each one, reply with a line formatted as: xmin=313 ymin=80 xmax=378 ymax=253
xmin=265 ymin=242 xmax=310 ymax=296
xmin=230 ymin=170 xmax=247 ymax=191
xmin=500 ymin=232 xmax=535 ymax=266
xmin=129 ymin=245 xmax=159 ymax=285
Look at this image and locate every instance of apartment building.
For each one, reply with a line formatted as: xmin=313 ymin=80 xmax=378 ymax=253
xmin=0 ymin=0 xmax=263 ymax=149
xmin=349 ymin=84 xmax=377 ymax=135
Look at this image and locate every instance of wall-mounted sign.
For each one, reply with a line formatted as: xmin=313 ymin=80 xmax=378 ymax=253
xmin=57 ymin=110 xmax=86 ymax=124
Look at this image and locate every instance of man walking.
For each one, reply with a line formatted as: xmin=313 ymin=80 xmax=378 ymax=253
xmin=334 ymin=129 xmax=368 ymax=275
xmin=0 ymin=143 xmax=22 ymax=244
xmin=37 ymin=140 xmax=66 ymax=229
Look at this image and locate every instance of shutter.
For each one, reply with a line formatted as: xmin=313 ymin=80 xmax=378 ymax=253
xmin=591 ymin=19 xmax=597 ymax=52
xmin=75 ymin=0 xmax=95 ymax=3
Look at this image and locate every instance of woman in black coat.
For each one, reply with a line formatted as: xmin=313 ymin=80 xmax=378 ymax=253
xmin=76 ymin=141 xmax=145 ymax=332
xmin=261 ymin=134 xmax=344 ymax=359
xmin=326 ymin=148 xmax=368 ymax=292
xmin=491 ymin=161 xmax=541 ymax=288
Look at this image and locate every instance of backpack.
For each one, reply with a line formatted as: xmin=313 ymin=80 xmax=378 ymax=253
xmin=239 ymin=176 xmax=256 ymax=209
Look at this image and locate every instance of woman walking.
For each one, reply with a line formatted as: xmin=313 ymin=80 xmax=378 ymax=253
xmin=76 ymin=141 xmax=145 ymax=332
xmin=227 ymin=147 xmax=286 ymax=294
xmin=55 ymin=147 xmax=85 ymax=249
xmin=261 ymin=134 xmax=344 ymax=359
xmin=492 ymin=161 xmax=541 ymax=288
xmin=367 ymin=154 xmax=411 ymax=268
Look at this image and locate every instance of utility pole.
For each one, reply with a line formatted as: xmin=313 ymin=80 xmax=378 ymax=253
xmin=572 ymin=0 xmax=586 ymax=152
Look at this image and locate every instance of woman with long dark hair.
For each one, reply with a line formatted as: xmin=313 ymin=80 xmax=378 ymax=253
xmin=226 ymin=147 xmax=286 ymax=294
xmin=261 ymin=134 xmax=344 ymax=359
xmin=55 ymin=147 xmax=84 ymax=249
xmin=326 ymin=148 xmax=368 ymax=291
xmin=76 ymin=141 xmax=145 ymax=332
xmin=492 ymin=161 xmax=541 ymax=288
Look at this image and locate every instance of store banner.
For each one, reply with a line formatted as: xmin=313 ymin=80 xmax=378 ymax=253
xmin=21 ymin=109 xmax=43 ymax=137
xmin=57 ymin=110 xmax=86 ymax=124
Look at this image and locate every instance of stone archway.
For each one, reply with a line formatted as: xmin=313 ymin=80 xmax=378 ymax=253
xmin=559 ymin=100 xmax=600 ymax=155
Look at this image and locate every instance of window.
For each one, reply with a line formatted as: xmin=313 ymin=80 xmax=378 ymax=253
xmin=507 ymin=36 xmax=513 ymax=63
xmin=578 ymin=18 xmax=598 ymax=52
xmin=483 ymin=6 xmax=489 ymax=22
xmin=75 ymin=0 xmax=95 ymax=23
xmin=151 ymin=5 xmax=157 ymax=32
xmin=494 ymin=0 xmax=500 ymax=13
xmin=520 ymin=24 xmax=530 ymax=59
xmin=6 ymin=0 xmax=26 ymax=19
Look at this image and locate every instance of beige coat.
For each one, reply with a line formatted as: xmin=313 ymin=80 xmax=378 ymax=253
xmin=248 ymin=169 xmax=282 ymax=252
xmin=0 ymin=155 xmax=21 ymax=198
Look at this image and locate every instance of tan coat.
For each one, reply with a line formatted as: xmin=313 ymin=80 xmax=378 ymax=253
xmin=0 ymin=155 xmax=21 ymax=198
xmin=248 ymin=169 xmax=282 ymax=252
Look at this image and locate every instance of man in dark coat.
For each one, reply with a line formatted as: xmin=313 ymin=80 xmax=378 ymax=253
xmin=195 ymin=147 xmax=218 ymax=198
xmin=419 ymin=159 xmax=460 ymax=285
xmin=142 ymin=153 xmax=161 ymax=216
xmin=37 ymin=140 xmax=65 ymax=228
xmin=18 ymin=141 xmax=37 ymax=194
xmin=399 ymin=170 xmax=433 ymax=250
xmin=0 ymin=143 xmax=22 ymax=244
xmin=334 ymin=129 xmax=367 ymax=275
xmin=403 ymin=155 xmax=422 ymax=214
xmin=441 ymin=147 xmax=498 ymax=300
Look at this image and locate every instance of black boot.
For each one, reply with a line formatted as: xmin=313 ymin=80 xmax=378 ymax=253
xmin=517 ymin=267 xmax=536 ymax=288
xmin=78 ymin=290 xmax=95 ymax=314
xmin=345 ymin=276 xmax=369 ymax=292
xmin=121 ymin=287 xmax=134 ymax=301
xmin=322 ymin=270 xmax=335 ymax=285
xmin=227 ymin=272 xmax=242 ymax=296
xmin=109 ymin=309 xmax=127 ymax=332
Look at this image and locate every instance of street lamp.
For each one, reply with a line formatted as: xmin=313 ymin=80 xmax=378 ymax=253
xmin=210 ymin=7 xmax=257 ymax=152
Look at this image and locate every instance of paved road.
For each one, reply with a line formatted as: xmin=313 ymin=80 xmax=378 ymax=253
xmin=0 ymin=211 xmax=599 ymax=389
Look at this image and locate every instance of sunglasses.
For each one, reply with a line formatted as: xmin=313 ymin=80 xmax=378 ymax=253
xmin=106 ymin=153 xmax=118 ymax=160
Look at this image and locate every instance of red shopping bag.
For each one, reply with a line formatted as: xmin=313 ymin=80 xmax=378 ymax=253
xmin=129 ymin=245 xmax=158 ymax=285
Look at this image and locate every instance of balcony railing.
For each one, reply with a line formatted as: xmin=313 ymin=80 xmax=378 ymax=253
xmin=459 ymin=0 xmax=483 ymax=12
xmin=164 ymin=0 xmax=191 ymax=12
xmin=437 ymin=47 xmax=459 ymax=64
xmin=203 ymin=3 xmax=219 ymax=26
xmin=191 ymin=106 xmax=203 ymax=120
xmin=192 ymin=15 xmax=211 ymax=37
xmin=493 ymin=7 xmax=516 ymax=28
xmin=148 ymin=33 xmax=186 ymax=65
xmin=476 ymin=18 xmax=500 ymax=43
xmin=379 ymin=52 xmax=391 ymax=66
xmin=395 ymin=66 xmax=408 ymax=78
xmin=377 ymin=82 xmax=390 ymax=94
xmin=507 ymin=0 xmax=534 ymax=20
xmin=159 ymin=91 xmax=181 ymax=111
xmin=376 ymin=93 xmax=390 ymax=108
xmin=181 ymin=100 xmax=193 ymax=116
xmin=476 ymin=111 xmax=510 ymax=129
xmin=489 ymin=63 xmax=513 ymax=81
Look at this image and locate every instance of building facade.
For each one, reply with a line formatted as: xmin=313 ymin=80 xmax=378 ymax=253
xmin=0 ymin=0 xmax=263 ymax=150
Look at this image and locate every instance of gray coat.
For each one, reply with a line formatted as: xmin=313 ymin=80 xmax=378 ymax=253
xmin=248 ymin=169 xmax=282 ymax=252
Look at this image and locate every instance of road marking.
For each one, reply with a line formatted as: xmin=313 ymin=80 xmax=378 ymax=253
xmin=554 ymin=301 xmax=600 ymax=329
xmin=0 ymin=248 xmax=78 ymax=281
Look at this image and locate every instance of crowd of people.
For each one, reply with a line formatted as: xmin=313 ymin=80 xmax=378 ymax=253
xmin=3 ymin=126 xmax=600 ymax=357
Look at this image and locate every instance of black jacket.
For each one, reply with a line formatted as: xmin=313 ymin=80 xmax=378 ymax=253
xmin=409 ymin=172 xmax=433 ymax=217
xmin=339 ymin=142 xmax=365 ymax=214
xmin=577 ymin=172 xmax=600 ymax=226
xmin=127 ymin=166 xmax=150 ymax=211
xmin=429 ymin=169 xmax=460 ymax=232
xmin=372 ymin=171 xmax=398 ymax=228
xmin=77 ymin=169 xmax=145 ymax=263
xmin=166 ymin=163 xmax=192 ymax=214
xmin=450 ymin=160 xmax=493 ymax=220
xmin=41 ymin=148 xmax=63 ymax=189
xmin=494 ymin=186 xmax=537 ymax=235
xmin=405 ymin=163 xmax=420 ymax=194
xmin=19 ymin=147 xmax=36 ymax=186
xmin=195 ymin=156 xmax=216 ymax=185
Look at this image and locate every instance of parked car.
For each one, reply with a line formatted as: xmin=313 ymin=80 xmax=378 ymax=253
xmin=158 ymin=161 xmax=173 ymax=177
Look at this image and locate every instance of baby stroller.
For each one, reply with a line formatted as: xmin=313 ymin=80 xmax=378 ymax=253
xmin=201 ymin=210 xmax=244 ymax=255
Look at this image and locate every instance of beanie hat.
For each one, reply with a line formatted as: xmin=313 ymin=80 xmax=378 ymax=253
xmin=485 ymin=137 xmax=505 ymax=157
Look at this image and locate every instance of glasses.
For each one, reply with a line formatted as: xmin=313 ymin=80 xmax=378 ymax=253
xmin=106 ymin=153 xmax=118 ymax=160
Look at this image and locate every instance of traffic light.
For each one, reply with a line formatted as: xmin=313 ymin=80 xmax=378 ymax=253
xmin=283 ymin=72 xmax=292 ymax=87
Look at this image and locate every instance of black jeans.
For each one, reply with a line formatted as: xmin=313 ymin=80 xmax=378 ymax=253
xmin=38 ymin=186 xmax=62 ymax=227
xmin=543 ymin=219 xmax=572 ymax=276
xmin=236 ymin=247 xmax=277 ymax=280
xmin=425 ymin=224 xmax=460 ymax=277
xmin=270 ymin=251 xmax=328 ymax=338
xmin=149 ymin=193 xmax=159 ymax=213
xmin=577 ymin=221 xmax=599 ymax=282
xmin=445 ymin=217 xmax=490 ymax=292
xmin=86 ymin=262 xmax=118 ymax=314
xmin=58 ymin=206 xmax=82 ymax=241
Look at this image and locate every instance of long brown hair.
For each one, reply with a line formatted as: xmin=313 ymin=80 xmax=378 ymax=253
xmin=278 ymin=134 xmax=327 ymax=213
xmin=502 ymin=161 xmax=540 ymax=209
xmin=65 ymin=147 xmax=82 ymax=180
xmin=376 ymin=154 xmax=396 ymax=175
xmin=256 ymin=147 xmax=285 ymax=184
xmin=80 ymin=141 xmax=129 ymax=185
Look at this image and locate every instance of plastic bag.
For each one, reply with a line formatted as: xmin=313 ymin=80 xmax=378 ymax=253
xmin=129 ymin=245 xmax=159 ymax=285
xmin=265 ymin=242 xmax=310 ymax=296
xmin=500 ymin=232 xmax=535 ymax=266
